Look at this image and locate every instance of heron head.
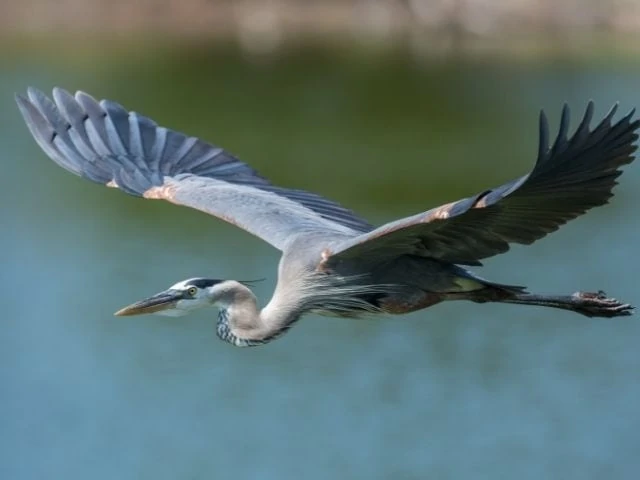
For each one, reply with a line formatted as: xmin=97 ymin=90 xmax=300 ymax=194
xmin=114 ymin=278 xmax=226 ymax=317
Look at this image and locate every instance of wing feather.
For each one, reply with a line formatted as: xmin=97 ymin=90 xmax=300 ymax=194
xmin=17 ymin=87 xmax=372 ymax=250
xmin=326 ymin=102 xmax=639 ymax=268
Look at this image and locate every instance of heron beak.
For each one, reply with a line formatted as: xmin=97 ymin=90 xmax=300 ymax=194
xmin=114 ymin=290 xmax=182 ymax=316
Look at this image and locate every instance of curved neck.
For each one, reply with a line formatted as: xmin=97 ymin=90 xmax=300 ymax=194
xmin=214 ymin=282 xmax=301 ymax=347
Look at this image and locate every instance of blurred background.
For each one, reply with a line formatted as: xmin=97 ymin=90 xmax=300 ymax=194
xmin=2 ymin=1 xmax=640 ymax=479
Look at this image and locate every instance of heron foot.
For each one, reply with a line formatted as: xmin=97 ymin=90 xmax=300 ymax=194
xmin=571 ymin=291 xmax=634 ymax=318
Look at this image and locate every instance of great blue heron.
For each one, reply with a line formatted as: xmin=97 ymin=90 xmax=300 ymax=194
xmin=16 ymin=87 xmax=637 ymax=347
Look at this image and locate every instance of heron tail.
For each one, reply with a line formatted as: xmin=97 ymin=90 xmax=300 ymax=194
xmin=494 ymin=290 xmax=633 ymax=318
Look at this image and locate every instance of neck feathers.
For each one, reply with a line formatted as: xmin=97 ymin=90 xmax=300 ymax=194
xmin=216 ymin=308 xmax=301 ymax=347
xmin=214 ymin=281 xmax=302 ymax=347
xmin=215 ymin=273 xmax=388 ymax=347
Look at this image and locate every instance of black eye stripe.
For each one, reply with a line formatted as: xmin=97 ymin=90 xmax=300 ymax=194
xmin=186 ymin=278 xmax=224 ymax=289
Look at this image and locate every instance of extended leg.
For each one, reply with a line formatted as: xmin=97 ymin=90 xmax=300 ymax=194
xmin=496 ymin=290 xmax=633 ymax=318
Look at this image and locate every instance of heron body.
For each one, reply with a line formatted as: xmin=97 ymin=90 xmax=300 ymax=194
xmin=16 ymin=88 xmax=637 ymax=347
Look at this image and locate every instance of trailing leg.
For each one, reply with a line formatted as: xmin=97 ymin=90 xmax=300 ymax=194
xmin=496 ymin=290 xmax=633 ymax=318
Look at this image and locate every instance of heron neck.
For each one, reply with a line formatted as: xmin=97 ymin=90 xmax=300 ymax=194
xmin=215 ymin=287 xmax=301 ymax=347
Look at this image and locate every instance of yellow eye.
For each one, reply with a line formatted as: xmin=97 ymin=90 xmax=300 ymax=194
xmin=187 ymin=287 xmax=197 ymax=297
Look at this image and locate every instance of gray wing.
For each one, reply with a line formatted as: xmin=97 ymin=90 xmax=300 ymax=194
xmin=324 ymin=102 xmax=639 ymax=268
xmin=16 ymin=87 xmax=373 ymax=251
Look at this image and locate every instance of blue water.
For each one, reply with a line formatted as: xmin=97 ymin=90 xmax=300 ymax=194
xmin=1 ymin=41 xmax=639 ymax=479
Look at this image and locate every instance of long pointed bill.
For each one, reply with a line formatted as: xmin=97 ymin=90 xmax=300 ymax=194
xmin=114 ymin=290 xmax=183 ymax=316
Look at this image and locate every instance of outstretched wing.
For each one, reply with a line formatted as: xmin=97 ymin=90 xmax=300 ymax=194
xmin=325 ymin=102 xmax=639 ymax=268
xmin=16 ymin=87 xmax=372 ymax=251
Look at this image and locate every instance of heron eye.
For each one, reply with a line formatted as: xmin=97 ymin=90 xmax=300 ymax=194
xmin=187 ymin=287 xmax=197 ymax=297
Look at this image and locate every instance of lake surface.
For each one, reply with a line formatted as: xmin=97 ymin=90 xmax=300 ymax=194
xmin=2 ymin=39 xmax=639 ymax=479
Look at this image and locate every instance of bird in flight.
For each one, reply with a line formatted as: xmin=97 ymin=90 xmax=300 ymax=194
xmin=16 ymin=87 xmax=637 ymax=347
